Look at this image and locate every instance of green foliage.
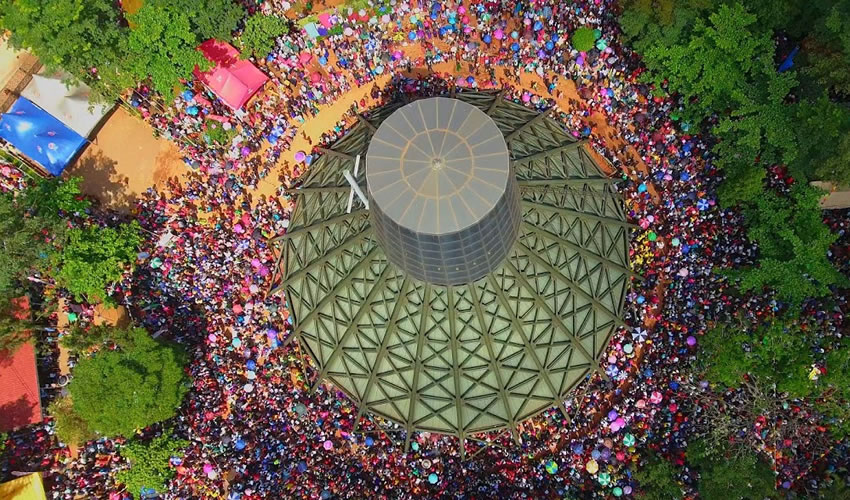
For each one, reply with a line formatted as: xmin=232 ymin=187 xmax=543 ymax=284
xmin=48 ymin=396 xmax=96 ymax=446
xmin=60 ymin=324 xmax=141 ymax=355
xmin=634 ymin=454 xmax=682 ymax=500
xmin=702 ymin=319 xmax=813 ymax=397
xmin=21 ymin=176 xmax=91 ymax=221
xmin=0 ymin=300 xmax=36 ymax=352
xmin=727 ymin=185 xmax=846 ymax=305
xmin=688 ymin=440 xmax=778 ymax=499
xmin=51 ymin=221 xmax=142 ymax=304
xmin=68 ymin=327 xmax=188 ymax=438
xmin=0 ymin=191 xmax=57 ymax=301
xmin=619 ymin=0 xmax=710 ymax=54
xmin=203 ymin=119 xmax=238 ymax=146
xmin=164 ymin=0 xmax=244 ymax=42
xmin=716 ymin=159 xmax=766 ymax=207
xmin=818 ymin=474 xmax=850 ymax=499
xmin=818 ymin=339 xmax=850 ymax=438
xmin=815 ymin=133 xmax=850 ymax=187
xmin=116 ymin=432 xmax=188 ymax=497
xmin=0 ymin=0 xmax=135 ymax=103
xmin=238 ymin=14 xmax=289 ymax=59
xmin=571 ymin=27 xmax=597 ymax=52
xmin=801 ymin=1 xmax=850 ymax=98
xmin=791 ymin=96 xmax=850 ymax=184
xmin=635 ymin=3 xmax=779 ymax=123
xmin=127 ymin=2 xmax=211 ymax=97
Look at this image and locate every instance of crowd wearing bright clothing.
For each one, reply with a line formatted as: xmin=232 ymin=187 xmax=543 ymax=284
xmin=2 ymin=0 xmax=850 ymax=498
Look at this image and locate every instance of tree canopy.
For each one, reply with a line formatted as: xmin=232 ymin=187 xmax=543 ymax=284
xmin=165 ymin=0 xmax=244 ymax=42
xmin=0 ymin=0 xmax=135 ymax=103
xmin=728 ymin=185 xmax=846 ymax=305
xmin=238 ymin=14 xmax=289 ymax=59
xmin=50 ymin=220 xmax=142 ymax=304
xmin=634 ymin=454 xmax=682 ymax=500
xmin=116 ymin=432 xmax=188 ymax=497
xmin=68 ymin=326 xmax=188 ymax=438
xmin=687 ymin=440 xmax=778 ymax=500
xmin=127 ymin=2 xmax=211 ymax=97
xmin=48 ymin=396 xmax=96 ymax=447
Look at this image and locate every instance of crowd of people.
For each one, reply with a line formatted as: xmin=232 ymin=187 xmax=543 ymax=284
xmin=3 ymin=0 xmax=850 ymax=497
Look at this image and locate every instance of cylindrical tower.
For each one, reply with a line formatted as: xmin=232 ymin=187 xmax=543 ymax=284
xmin=365 ymin=97 xmax=521 ymax=285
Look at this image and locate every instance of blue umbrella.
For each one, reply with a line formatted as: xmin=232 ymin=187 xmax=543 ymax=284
xmin=182 ymin=90 xmax=195 ymax=101
xmin=482 ymin=34 xmax=492 ymax=44
xmin=365 ymin=436 xmax=374 ymax=446
xmin=246 ymin=360 xmax=256 ymax=371
xmin=511 ymin=42 xmax=520 ymax=52
xmin=466 ymin=76 xmax=474 ymax=84
xmin=409 ymin=31 xmax=417 ymax=40
xmin=534 ymin=21 xmax=543 ymax=31
xmin=545 ymin=41 xmax=554 ymax=51
xmin=235 ymin=439 xmax=246 ymax=450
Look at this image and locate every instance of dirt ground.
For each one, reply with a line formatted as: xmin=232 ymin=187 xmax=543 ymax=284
xmin=67 ymin=107 xmax=185 ymax=212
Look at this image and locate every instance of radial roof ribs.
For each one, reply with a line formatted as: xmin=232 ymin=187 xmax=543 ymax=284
xmin=273 ymin=90 xmax=632 ymax=439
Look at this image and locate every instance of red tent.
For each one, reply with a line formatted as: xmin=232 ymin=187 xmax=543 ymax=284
xmin=0 ymin=342 xmax=42 ymax=432
xmin=0 ymin=296 xmax=41 ymax=432
xmin=194 ymin=40 xmax=269 ymax=110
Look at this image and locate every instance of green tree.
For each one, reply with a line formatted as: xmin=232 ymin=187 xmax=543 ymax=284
xmin=619 ymin=0 xmax=710 ymax=55
xmin=701 ymin=318 xmax=814 ymax=397
xmin=116 ymin=432 xmax=188 ymax=497
xmin=68 ymin=327 xmax=188 ymax=438
xmin=688 ymin=440 xmax=778 ymax=499
xmin=716 ymin=158 xmax=766 ymax=207
xmin=0 ymin=299 xmax=37 ymax=352
xmin=791 ymin=96 xmax=850 ymax=184
xmin=727 ymin=185 xmax=846 ymax=305
xmin=817 ymin=339 xmax=850 ymax=438
xmin=48 ymin=396 xmax=96 ymax=446
xmin=634 ymin=454 xmax=682 ymax=500
xmin=0 ymin=0 xmax=135 ymax=103
xmin=634 ymin=3 xmax=779 ymax=123
xmin=571 ymin=27 xmax=597 ymax=52
xmin=21 ymin=176 xmax=91 ymax=222
xmin=60 ymin=324 xmax=142 ymax=354
xmin=50 ymin=221 xmax=142 ymax=304
xmin=801 ymin=1 xmax=850 ymax=98
xmin=165 ymin=0 xmax=244 ymax=42
xmin=815 ymin=133 xmax=850 ymax=186
xmin=0 ymin=191 xmax=56 ymax=301
xmin=238 ymin=14 xmax=289 ymax=59
xmin=127 ymin=2 xmax=211 ymax=97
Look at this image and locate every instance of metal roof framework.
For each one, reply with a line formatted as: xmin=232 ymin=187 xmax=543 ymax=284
xmin=272 ymin=90 xmax=632 ymax=446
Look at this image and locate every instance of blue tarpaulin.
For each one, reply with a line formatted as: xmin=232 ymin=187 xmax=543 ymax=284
xmin=0 ymin=97 xmax=86 ymax=175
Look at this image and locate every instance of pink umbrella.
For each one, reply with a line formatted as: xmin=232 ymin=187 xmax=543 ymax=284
xmin=324 ymin=440 xmax=334 ymax=450
xmin=295 ymin=151 xmax=306 ymax=162
xmin=494 ymin=29 xmax=504 ymax=40
xmin=298 ymin=52 xmax=312 ymax=65
xmin=311 ymin=72 xmax=322 ymax=83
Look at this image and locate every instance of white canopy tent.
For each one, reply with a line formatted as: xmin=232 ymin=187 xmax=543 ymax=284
xmin=21 ymin=73 xmax=112 ymax=138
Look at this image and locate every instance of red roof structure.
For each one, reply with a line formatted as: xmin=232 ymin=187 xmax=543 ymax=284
xmin=0 ymin=342 xmax=42 ymax=432
xmin=194 ymin=40 xmax=269 ymax=110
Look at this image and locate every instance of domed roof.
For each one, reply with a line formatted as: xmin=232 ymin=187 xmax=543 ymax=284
xmin=273 ymin=90 xmax=633 ymax=440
